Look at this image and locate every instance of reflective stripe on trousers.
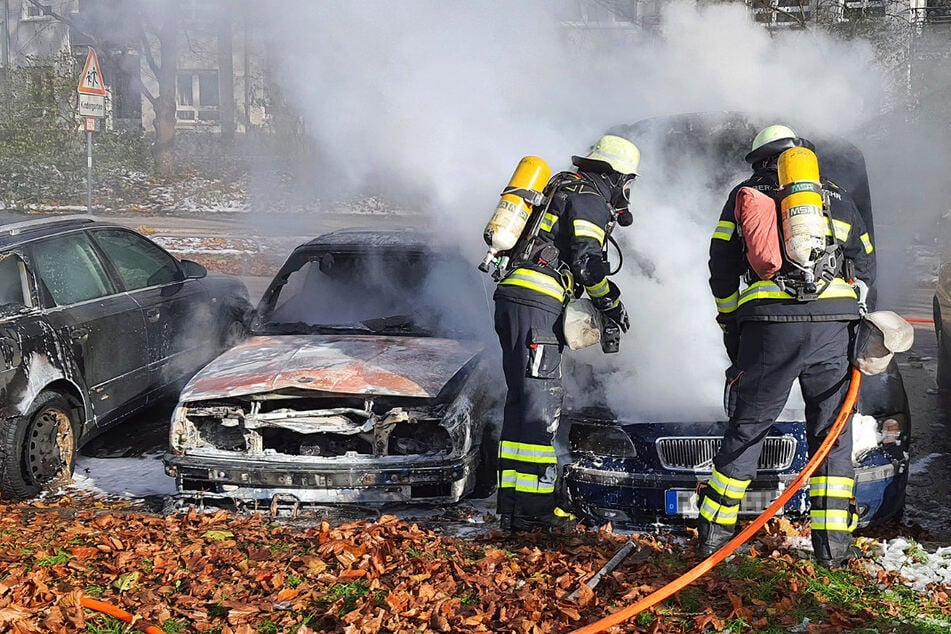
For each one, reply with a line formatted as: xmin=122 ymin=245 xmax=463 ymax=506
xmin=699 ymin=467 xmax=751 ymax=527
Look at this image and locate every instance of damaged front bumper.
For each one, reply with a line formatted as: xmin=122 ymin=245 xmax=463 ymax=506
xmin=164 ymin=448 xmax=480 ymax=505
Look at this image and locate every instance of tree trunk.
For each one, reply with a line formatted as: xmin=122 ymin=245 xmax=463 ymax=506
xmin=217 ymin=12 xmax=236 ymax=143
xmin=151 ymin=3 xmax=179 ymax=178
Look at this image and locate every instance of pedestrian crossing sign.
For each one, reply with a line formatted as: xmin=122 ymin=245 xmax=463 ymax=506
xmin=77 ymin=48 xmax=106 ymax=96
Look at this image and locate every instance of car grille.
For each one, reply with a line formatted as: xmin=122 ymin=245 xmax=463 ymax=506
xmin=656 ymin=435 xmax=797 ymax=472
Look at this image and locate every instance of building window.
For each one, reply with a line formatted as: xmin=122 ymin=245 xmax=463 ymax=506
xmin=926 ymin=0 xmax=951 ymax=22
xmin=23 ymin=2 xmax=53 ymax=20
xmin=843 ymin=0 xmax=886 ymax=19
xmin=176 ymin=71 xmax=220 ymax=124
xmin=750 ymin=0 xmax=813 ymax=27
xmin=558 ymin=1 xmax=638 ymax=27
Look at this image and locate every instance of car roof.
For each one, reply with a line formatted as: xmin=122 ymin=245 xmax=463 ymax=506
xmin=610 ymin=111 xmax=875 ymax=239
xmin=0 ymin=214 xmax=112 ymax=249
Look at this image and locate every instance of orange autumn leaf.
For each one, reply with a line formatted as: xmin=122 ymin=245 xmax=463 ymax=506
xmin=69 ymin=546 xmax=99 ymax=560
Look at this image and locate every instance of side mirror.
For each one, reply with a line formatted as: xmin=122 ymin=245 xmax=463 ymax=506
xmin=181 ymin=259 xmax=207 ymax=280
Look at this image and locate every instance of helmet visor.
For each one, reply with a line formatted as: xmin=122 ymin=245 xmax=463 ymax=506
xmin=621 ymin=175 xmax=636 ymax=203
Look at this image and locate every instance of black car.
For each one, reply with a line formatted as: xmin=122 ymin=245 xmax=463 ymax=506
xmin=933 ymin=223 xmax=951 ymax=390
xmin=163 ymin=228 xmax=502 ymax=509
xmin=0 ymin=214 xmax=252 ymax=499
xmin=562 ymin=113 xmax=911 ymax=529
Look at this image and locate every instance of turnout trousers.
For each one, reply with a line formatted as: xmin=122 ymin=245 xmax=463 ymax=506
xmin=701 ymin=320 xmax=857 ymax=560
xmin=493 ymin=297 xmax=565 ymax=520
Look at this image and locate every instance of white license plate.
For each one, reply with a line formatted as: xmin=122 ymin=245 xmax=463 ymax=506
xmin=665 ymin=488 xmax=784 ymax=517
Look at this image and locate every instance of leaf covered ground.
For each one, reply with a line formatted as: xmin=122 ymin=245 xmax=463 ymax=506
xmin=0 ymin=493 xmax=949 ymax=634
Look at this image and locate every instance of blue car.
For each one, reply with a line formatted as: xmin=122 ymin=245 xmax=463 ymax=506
xmin=565 ymin=360 xmax=909 ymax=529
xmin=562 ymin=113 xmax=911 ymax=529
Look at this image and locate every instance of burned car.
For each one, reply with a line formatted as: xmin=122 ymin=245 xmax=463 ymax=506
xmin=0 ymin=214 xmax=252 ymax=499
xmin=163 ymin=228 xmax=501 ymax=507
xmin=563 ymin=113 xmax=910 ymax=529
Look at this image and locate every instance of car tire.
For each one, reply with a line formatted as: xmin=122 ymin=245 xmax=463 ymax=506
xmin=469 ymin=427 xmax=498 ymax=499
xmin=934 ymin=297 xmax=951 ymax=391
xmin=221 ymin=317 xmax=248 ymax=349
xmin=0 ymin=391 xmax=77 ymax=500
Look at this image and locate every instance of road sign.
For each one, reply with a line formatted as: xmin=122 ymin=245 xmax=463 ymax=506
xmin=79 ymin=94 xmax=105 ymax=117
xmin=77 ymin=48 xmax=106 ymax=96
xmin=83 ymin=117 xmax=97 ymax=132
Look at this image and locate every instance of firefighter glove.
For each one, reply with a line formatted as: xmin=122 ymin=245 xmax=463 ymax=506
xmin=601 ymin=300 xmax=630 ymax=333
xmin=717 ymin=314 xmax=739 ymax=363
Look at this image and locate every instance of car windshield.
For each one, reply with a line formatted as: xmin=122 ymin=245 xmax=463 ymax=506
xmin=255 ymin=248 xmax=491 ymax=339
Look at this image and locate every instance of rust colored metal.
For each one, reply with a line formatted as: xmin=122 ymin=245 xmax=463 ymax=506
xmin=181 ymin=334 xmax=485 ymax=401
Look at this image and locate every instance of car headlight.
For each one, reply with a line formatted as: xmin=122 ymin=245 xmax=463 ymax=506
xmin=879 ymin=414 xmax=907 ymax=447
xmin=569 ymin=423 xmax=637 ymax=458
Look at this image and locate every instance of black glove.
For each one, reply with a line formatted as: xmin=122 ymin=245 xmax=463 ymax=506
xmin=716 ymin=314 xmax=739 ymax=364
xmin=601 ymin=300 xmax=630 ymax=333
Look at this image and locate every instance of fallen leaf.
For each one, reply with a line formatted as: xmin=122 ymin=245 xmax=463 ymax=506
xmin=112 ymin=571 xmax=140 ymax=592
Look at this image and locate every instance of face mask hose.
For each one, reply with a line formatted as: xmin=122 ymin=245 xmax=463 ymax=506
xmin=569 ymin=366 xmax=863 ymax=634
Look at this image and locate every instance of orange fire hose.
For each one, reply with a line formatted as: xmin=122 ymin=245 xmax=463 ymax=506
xmin=570 ymin=366 xmax=863 ymax=634
xmin=904 ymin=318 xmax=934 ymax=324
xmin=80 ymin=596 xmax=165 ymax=634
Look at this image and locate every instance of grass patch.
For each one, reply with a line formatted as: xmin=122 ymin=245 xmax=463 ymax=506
xmin=36 ymin=548 xmax=69 ymax=567
xmin=320 ymin=581 xmax=370 ymax=614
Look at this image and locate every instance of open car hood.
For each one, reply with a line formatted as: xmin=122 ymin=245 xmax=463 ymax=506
xmin=180 ymin=334 xmax=485 ymax=401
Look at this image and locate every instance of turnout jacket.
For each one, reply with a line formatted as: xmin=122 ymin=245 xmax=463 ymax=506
xmin=709 ymin=167 xmax=876 ymax=323
xmin=494 ymin=171 xmax=621 ymax=314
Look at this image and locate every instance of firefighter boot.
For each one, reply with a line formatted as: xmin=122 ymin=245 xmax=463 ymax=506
xmin=502 ymin=507 xmax=576 ymax=534
xmin=813 ymin=531 xmax=860 ymax=568
xmin=696 ymin=518 xmax=735 ymax=558
xmin=696 ymin=484 xmax=735 ymax=557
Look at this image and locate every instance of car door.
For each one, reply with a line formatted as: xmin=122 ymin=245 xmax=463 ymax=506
xmin=87 ymin=228 xmax=212 ymax=393
xmin=29 ymin=232 xmax=150 ymax=426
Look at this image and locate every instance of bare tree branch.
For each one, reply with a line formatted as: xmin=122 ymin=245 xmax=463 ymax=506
xmin=23 ymin=0 xmax=99 ymax=44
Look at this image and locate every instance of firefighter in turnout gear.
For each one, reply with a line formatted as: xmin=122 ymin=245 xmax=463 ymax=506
xmin=701 ymin=125 xmax=876 ymax=566
xmin=494 ymin=134 xmax=639 ymax=532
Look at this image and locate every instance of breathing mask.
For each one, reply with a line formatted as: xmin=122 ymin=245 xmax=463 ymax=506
xmin=611 ymin=173 xmax=635 ymax=226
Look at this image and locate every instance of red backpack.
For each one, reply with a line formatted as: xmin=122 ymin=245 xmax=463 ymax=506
xmin=734 ymin=186 xmax=782 ymax=280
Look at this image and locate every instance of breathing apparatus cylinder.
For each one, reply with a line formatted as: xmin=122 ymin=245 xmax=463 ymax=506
xmin=479 ymin=156 xmax=552 ymax=273
xmin=777 ymin=147 xmax=827 ymax=278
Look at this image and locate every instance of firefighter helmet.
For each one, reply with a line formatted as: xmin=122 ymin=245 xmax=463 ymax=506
xmin=572 ymin=134 xmax=640 ymax=176
xmin=745 ymin=124 xmax=799 ymax=164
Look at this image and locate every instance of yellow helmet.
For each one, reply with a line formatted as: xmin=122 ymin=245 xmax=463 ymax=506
xmin=572 ymin=134 xmax=640 ymax=176
xmin=745 ymin=124 xmax=799 ymax=164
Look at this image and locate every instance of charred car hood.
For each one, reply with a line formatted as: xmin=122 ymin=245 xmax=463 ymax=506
xmin=180 ymin=334 xmax=485 ymax=401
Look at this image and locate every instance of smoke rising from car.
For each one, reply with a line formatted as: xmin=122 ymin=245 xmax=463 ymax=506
xmin=255 ymin=1 xmax=913 ymax=420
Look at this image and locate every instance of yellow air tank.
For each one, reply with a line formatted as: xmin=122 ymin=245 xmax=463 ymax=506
xmin=777 ymin=147 xmax=827 ymax=270
xmin=480 ymin=156 xmax=552 ymax=272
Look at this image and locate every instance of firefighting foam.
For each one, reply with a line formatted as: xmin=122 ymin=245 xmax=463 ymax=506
xmin=254 ymin=1 xmax=909 ymax=421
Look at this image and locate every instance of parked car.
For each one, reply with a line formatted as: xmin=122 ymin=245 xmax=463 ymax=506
xmin=0 ymin=214 xmax=252 ymax=499
xmin=933 ymin=221 xmax=951 ymax=390
xmin=163 ymin=228 xmax=502 ymax=509
xmin=563 ymin=113 xmax=911 ymax=529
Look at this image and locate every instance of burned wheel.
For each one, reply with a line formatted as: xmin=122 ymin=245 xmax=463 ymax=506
xmin=0 ymin=392 xmax=77 ymax=500
xmin=221 ymin=319 xmax=248 ymax=349
xmin=469 ymin=427 xmax=498 ymax=499
xmin=935 ymin=297 xmax=951 ymax=391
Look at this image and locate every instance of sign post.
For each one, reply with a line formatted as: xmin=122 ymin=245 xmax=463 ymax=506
xmin=77 ymin=48 xmax=106 ymax=214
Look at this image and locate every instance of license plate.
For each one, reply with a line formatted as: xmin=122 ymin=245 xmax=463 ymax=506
xmin=665 ymin=488 xmax=784 ymax=517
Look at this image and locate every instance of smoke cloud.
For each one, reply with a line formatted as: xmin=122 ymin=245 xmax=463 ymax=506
xmin=254 ymin=1 xmax=928 ymax=421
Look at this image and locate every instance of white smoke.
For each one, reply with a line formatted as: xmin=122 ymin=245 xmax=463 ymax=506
xmin=254 ymin=1 xmax=900 ymax=421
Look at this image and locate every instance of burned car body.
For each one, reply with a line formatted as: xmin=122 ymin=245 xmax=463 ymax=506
xmin=164 ymin=229 xmax=501 ymax=506
xmin=0 ymin=214 xmax=252 ymax=499
xmin=563 ymin=113 xmax=910 ymax=529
